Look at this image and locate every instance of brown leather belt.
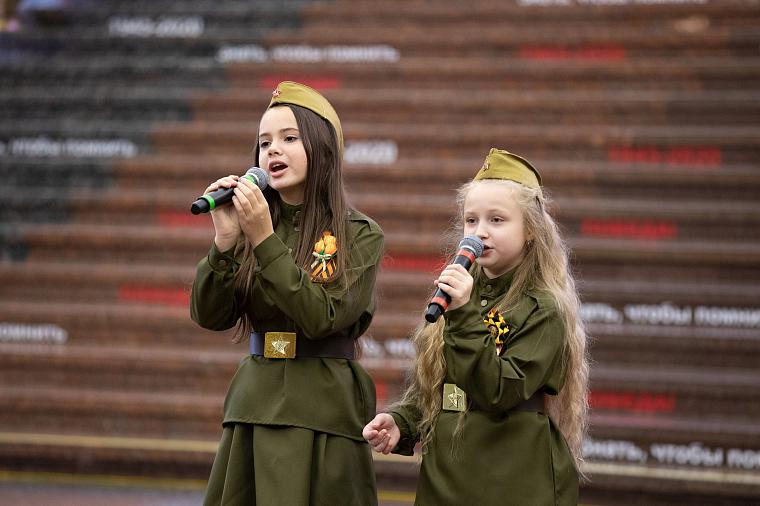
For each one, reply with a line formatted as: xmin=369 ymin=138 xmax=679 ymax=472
xmin=249 ymin=331 xmax=356 ymax=360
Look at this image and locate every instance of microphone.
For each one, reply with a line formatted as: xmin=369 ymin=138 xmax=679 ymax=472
xmin=424 ymin=235 xmax=484 ymax=323
xmin=190 ymin=167 xmax=269 ymax=215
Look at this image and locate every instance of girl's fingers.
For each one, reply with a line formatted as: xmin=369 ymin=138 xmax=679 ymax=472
xmin=440 ymin=265 xmax=468 ymax=281
xmin=234 ymin=179 xmax=264 ymax=206
xmin=233 ymin=187 xmax=253 ymax=209
xmin=448 ymin=263 xmax=469 ymax=275
xmin=362 ymin=421 xmax=379 ymax=439
xmin=436 ymin=265 xmax=473 ymax=294
xmin=238 ymin=176 xmax=266 ymax=205
xmin=436 ymin=282 xmax=461 ymax=299
xmin=380 ymin=432 xmax=390 ymax=452
xmin=235 ymin=176 xmax=252 ymax=192
xmin=204 ymin=175 xmax=239 ymax=194
xmin=217 ymin=175 xmax=239 ymax=188
xmin=435 ymin=282 xmax=452 ymax=293
xmin=377 ymin=434 xmax=392 ymax=453
xmin=436 ymin=275 xmax=456 ymax=287
xmin=368 ymin=436 xmax=384 ymax=450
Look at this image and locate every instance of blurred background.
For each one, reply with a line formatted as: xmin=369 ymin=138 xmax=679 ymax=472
xmin=1 ymin=0 xmax=759 ymax=504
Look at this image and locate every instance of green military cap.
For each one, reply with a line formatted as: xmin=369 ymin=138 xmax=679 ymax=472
xmin=473 ymin=148 xmax=542 ymax=193
xmin=269 ymin=81 xmax=343 ymax=155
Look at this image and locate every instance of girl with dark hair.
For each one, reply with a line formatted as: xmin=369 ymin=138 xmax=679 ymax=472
xmin=191 ymin=81 xmax=384 ymax=506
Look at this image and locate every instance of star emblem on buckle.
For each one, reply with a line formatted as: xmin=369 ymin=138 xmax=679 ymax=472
xmin=448 ymin=390 xmax=462 ymax=409
xmin=271 ymin=338 xmax=289 ymax=356
xmin=264 ymin=332 xmax=296 ymax=358
xmin=442 ymin=383 xmax=466 ymax=412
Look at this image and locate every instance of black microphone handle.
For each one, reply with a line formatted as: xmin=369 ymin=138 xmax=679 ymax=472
xmin=190 ymin=186 xmax=234 ymax=215
xmin=423 ymin=292 xmax=449 ymax=323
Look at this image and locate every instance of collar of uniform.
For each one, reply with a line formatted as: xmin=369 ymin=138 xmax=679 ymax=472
xmin=279 ymin=201 xmax=303 ymax=225
xmin=477 ymin=266 xmax=516 ymax=298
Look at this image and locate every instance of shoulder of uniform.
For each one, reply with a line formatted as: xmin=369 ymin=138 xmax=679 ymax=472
xmin=525 ymin=289 xmax=560 ymax=314
xmin=346 ymin=209 xmax=384 ymax=263
xmin=348 ymin=208 xmax=383 ymax=234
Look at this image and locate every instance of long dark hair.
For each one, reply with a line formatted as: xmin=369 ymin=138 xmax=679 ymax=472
xmin=232 ymin=104 xmax=349 ymax=340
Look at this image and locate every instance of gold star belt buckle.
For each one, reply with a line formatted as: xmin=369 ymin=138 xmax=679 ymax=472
xmin=442 ymin=383 xmax=467 ymax=412
xmin=264 ymin=332 xmax=296 ymax=359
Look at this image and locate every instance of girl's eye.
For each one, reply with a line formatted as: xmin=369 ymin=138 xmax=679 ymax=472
xmin=465 ymin=217 xmax=476 ymax=225
xmin=492 ymin=216 xmax=504 ymax=223
xmin=259 ymin=140 xmax=270 ymax=149
xmin=285 ymin=135 xmax=298 ymax=142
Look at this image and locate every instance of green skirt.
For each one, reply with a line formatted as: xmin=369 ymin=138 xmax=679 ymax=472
xmin=203 ymin=423 xmax=378 ymax=506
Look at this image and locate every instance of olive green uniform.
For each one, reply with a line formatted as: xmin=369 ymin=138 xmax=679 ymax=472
xmin=191 ymin=202 xmax=384 ymax=506
xmin=391 ymin=270 xmax=578 ymax=506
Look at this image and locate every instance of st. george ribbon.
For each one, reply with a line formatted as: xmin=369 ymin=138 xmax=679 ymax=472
xmin=190 ymin=167 xmax=269 ymax=215
xmin=424 ymin=235 xmax=484 ymax=323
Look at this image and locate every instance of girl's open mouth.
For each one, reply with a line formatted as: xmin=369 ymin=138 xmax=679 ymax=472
xmin=269 ymin=162 xmax=288 ymax=176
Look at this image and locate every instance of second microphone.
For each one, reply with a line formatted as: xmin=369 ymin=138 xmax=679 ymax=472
xmin=190 ymin=167 xmax=269 ymax=215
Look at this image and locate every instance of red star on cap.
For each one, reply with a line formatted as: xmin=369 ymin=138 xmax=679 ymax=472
xmin=272 ymin=89 xmax=281 ymax=98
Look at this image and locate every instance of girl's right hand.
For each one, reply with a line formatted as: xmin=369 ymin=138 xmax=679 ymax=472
xmin=362 ymin=413 xmax=400 ymax=454
xmin=434 ymin=263 xmax=474 ymax=312
xmin=204 ymin=175 xmax=241 ymax=251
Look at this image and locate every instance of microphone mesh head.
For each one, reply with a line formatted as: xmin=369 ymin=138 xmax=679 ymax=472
xmin=459 ymin=235 xmax=484 ymax=257
xmin=245 ymin=167 xmax=269 ymax=190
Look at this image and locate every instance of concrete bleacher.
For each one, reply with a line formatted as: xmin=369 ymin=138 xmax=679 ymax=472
xmin=1 ymin=0 xmax=760 ymax=504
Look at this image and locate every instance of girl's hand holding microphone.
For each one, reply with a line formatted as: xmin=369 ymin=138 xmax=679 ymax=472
xmin=203 ymin=173 xmax=273 ymax=251
xmin=204 ymin=175 xmax=241 ymax=251
xmin=434 ymin=263 xmax=474 ymax=312
xmin=230 ymin=175 xmax=274 ymax=248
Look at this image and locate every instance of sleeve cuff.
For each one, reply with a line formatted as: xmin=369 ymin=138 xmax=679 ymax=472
xmin=252 ymin=233 xmax=289 ymax=269
xmin=208 ymin=242 xmax=238 ymax=273
xmin=389 ymin=410 xmax=418 ymax=456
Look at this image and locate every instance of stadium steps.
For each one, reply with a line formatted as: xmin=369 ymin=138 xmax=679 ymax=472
xmin=1 ymin=0 xmax=760 ymax=503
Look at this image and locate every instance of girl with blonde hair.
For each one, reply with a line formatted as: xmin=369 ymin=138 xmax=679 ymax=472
xmin=364 ymin=148 xmax=589 ymax=505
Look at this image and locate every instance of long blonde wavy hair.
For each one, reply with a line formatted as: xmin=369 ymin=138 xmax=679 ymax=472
xmin=395 ymin=179 xmax=590 ymax=474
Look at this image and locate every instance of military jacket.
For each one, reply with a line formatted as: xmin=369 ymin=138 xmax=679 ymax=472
xmin=191 ymin=202 xmax=384 ymax=441
xmin=390 ymin=269 xmax=578 ymax=505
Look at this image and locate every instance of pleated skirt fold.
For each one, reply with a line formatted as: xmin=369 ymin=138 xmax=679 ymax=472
xmin=204 ymin=423 xmax=377 ymax=506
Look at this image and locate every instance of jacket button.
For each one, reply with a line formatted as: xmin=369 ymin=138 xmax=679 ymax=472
xmin=481 ymin=299 xmax=488 ymax=307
